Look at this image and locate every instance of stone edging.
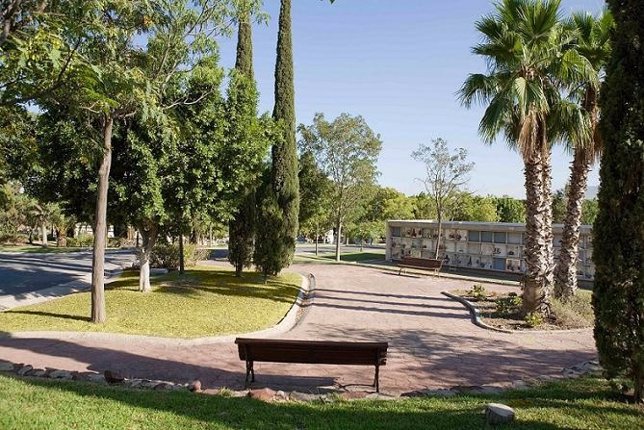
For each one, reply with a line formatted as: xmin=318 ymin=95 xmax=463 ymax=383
xmin=1 ymin=272 xmax=311 ymax=346
xmin=441 ymin=291 xmax=514 ymax=333
xmin=441 ymin=291 xmax=593 ymax=334
xmin=0 ymin=358 xmax=603 ymax=402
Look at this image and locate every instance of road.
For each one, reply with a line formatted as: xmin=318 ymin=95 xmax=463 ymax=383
xmin=0 ymin=250 xmax=136 ymax=296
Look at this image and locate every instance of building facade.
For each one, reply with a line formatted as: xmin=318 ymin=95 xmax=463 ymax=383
xmin=386 ymin=220 xmax=594 ymax=280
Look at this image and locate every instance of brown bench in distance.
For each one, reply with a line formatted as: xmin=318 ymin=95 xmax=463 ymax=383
xmin=397 ymin=256 xmax=443 ymax=276
xmin=234 ymin=338 xmax=389 ymax=392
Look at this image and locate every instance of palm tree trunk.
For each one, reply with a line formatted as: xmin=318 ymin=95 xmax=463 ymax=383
xmin=41 ymin=224 xmax=48 ymax=247
xmin=91 ymin=115 xmax=113 ymax=324
xmin=522 ymin=149 xmax=552 ymax=318
xmin=554 ymin=148 xmax=590 ymax=300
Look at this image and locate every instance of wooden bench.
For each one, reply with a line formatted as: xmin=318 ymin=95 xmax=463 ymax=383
xmin=234 ymin=338 xmax=388 ymax=392
xmin=397 ymin=256 xmax=443 ymax=275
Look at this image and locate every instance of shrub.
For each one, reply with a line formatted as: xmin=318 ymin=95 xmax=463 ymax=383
xmin=467 ymin=284 xmax=487 ymax=300
xmin=549 ymin=294 xmax=593 ymax=329
xmin=524 ymin=312 xmax=543 ymax=328
xmin=151 ymin=243 xmax=210 ymax=270
xmin=495 ymin=292 xmax=522 ymax=316
xmin=0 ymin=233 xmax=28 ymax=245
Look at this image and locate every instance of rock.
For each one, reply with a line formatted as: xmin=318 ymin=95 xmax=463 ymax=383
xmin=104 ymin=370 xmax=125 ymax=384
xmin=29 ymin=369 xmax=47 ymax=378
xmin=17 ymin=365 xmax=33 ymax=376
xmin=365 ymin=393 xmax=396 ymax=401
xmin=485 ymin=403 xmax=515 ymax=425
xmin=275 ymin=390 xmax=288 ymax=400
xmin=0 ymin=361 xmax=15 ymax=372
xmin=290 ymin=391 xmax=322 ymax=402
xmin=188 ymin=380 xmax=202 ymax=393
xmin=86 ymin=373 xmax=106 ymax=384
xmin=153 ymin=383 xmax=175 ymax=390
xmin=340 ymin=391 xmax=368 ymax=400
xmin=248 ymin=388 xmax=276 ymax=402
xmin=49 ymin=370 xmax=73 ymax=380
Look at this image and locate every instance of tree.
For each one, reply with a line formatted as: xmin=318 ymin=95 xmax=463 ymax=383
xmin=268 ymin=0 xmax=299 ymax=269
xmin=41 ymin=1 xmax=233 ymax=322
xmin=494 ymin=196 xmax=526 ymax=223
xmin=298 ymin=150 xmax=332 ymax=255
xmin=451 ymin=193 xmax=499 ymax=222
xmin=459 ymin=0 xmax=591 ymax=317
xmin=580 ymin=198 xmax=598 ymax=225
xmin=227 ymin=1 xmax=267 ymax=276
xmin=554 ymin=11 xmax=613 ymax=301
xmin=411 ymin=138 xmax=473 ymax=259
xmin=551 ymin=188 xmax=567 ymax=223
xmin=593 ymin=0 xmax=643 ymax=403
xmin=298 ymin=113 xmax=382 ymax=261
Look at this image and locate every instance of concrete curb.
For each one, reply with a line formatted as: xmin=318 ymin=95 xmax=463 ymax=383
xmin=1 ymin=272 xmax=311 ymax=346
xmin=0 ymin=256 xmax=136 ymax=311
xmin=441 ymin=291 xmax=593 ymax=335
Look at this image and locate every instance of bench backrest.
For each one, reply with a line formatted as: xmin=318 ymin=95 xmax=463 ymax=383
xmin=235 ymin=338 xmax=388 ymax=366
xmin=400 ymin=257 xmax=442 ymax=268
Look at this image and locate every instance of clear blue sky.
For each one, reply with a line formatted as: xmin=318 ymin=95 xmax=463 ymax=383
xmin=217 ymin=0 xmax=606 ymax=198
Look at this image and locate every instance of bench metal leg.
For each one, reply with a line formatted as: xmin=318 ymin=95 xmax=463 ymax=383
xmin=245 ymin=360 xmax=255 ymax=386
xmin=373 ymin=364 xmax=380 ymax=393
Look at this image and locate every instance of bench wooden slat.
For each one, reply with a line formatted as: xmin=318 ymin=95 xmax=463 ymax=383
xmin=397 ymin=257 xmax=443 ymax=275
xmin=234 ymin=338 xmax=388 ymax=392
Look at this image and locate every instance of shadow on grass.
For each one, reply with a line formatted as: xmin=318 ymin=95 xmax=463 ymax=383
xmin=105 ymin=267 xmax=300 ymax=305
xmin=4 ymin=373 xmax=641 ymax=430
xmin=3 ymin=310 xmax=91 ymax=322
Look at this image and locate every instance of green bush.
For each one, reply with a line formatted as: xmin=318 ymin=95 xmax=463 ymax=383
xmin=467 ymin=284 xmax=487 ymax=300
xmin=524 ymin=312 xmax=544 ymax=328
xmin=151 ymin=243 xmax=210 ymax=270
xmin=0 ymin=233 xmax=28 ymax=245
xmin=495 ymin=292 xmax=522 ymax=316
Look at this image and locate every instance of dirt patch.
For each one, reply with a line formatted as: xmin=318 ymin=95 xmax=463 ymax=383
xmin=452 ymin=287 xmax=593 ymax=331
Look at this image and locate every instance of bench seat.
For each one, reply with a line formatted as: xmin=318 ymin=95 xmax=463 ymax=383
xmin=235 ymin=338 xmax=388 ymax=392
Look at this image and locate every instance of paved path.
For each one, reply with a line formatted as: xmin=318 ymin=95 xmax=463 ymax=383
xmin=0 ymin=264 xmax=596 ymax=395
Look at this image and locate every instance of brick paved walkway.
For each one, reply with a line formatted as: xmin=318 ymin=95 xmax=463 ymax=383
xmin=0 ymin=264 xmax=596 ymax=395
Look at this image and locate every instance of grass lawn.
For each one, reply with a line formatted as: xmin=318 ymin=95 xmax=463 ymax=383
xmin=0 ymin=266 xmax=301 ymax=338
xmin=296 ymin=250 xmax=386 ymax=264
xmin=0 ymin=374 xmax=641 ymax=430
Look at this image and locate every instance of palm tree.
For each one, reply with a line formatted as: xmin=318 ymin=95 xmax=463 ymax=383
xmin=459 ymin=0 xmax=591 ymax=317
xmin=554 ymin=11 xmax=613 ymax=301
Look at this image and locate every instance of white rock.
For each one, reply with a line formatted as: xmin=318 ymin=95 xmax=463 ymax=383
xmin=485 ymin=403 xmax=515 ymax=424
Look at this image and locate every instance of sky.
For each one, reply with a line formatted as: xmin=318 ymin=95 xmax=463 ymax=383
xmin=216 ymin=0 xmax=606 ymax=199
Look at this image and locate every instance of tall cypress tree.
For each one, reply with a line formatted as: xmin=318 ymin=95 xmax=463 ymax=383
xmin=228 ymin=4 xmax=257 ymax=276
xmin=593 ymin=0 xmax=643 ymax=403
xmin=270 ymin=0 xmax=299 ymax=265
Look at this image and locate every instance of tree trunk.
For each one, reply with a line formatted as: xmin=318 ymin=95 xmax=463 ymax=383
xmin=179 ymin=232 xmax=185 ymax=274
xmin=315 ymin=222 xmax=319 ymax=256
xmin=434 ymin=214 xmax=442 ymax=259
xmin=90 ymin=116 xmax=113 ymax=324
xmin=554 ymin=148 xmax=590 ymax=301
xmin=41 ymin=224 xmax=48 ymax=247
xmin=522 ymin=147 xmax=552 ymax=318
xmin=335 ymin=221 xmax=342 ymax=262
xmin=138 ymin=225 xmax=158 ymax=293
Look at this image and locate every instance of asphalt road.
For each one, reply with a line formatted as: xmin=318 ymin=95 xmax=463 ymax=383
xmin=0 ymin=250 xmax=136 ymax=296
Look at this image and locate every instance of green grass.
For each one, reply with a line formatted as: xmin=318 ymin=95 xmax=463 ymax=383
xmin=0 ymin=244 xmax=88 ymax=253
xmin=296 ymin=250 xmax=386 ymax=264
xmin=0 ymin=374 xmax=641 ymax=429
xmin=0 ymin=266 xmax=301 ymax=338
